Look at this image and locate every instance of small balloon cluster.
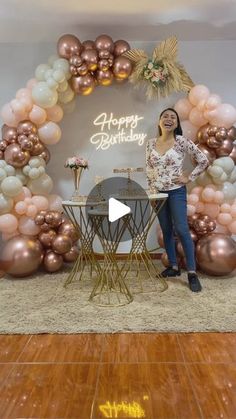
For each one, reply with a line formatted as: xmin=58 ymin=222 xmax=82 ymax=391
xmin=57 ymin=34 xmax=132 ymax=95
xmin=196 ymin=124 xmax=236 ymax=164
xmin=35 ymin=210 xmax=80 ymax=273
xmin=0 ymin=122 xmax=50 ymax=168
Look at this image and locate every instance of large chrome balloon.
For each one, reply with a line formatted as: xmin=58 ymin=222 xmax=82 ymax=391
xmin=196 ymin=233 xmax=236 ymax=276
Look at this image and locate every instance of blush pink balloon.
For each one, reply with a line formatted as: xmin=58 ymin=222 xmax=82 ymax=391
xmin=0 ymin=214 xmax=18 ymax=233
xmin=228 ymin=220 xmax=236 ymax=234
xmin=46 ymin=105 xmax=64 ymax=122
xmin=189 ymin=107 xmax=208 ymax=127
xmin=187 ymin=204 xmax=196 ymax=216
xmin=230 ymin=205 xmax=236 ymax=218
xmin=203 ymin=203 xmax=220 ymax=218
xmin=195 ymin=201 xmax=205 ymax=213
xmin=14 ymin=186 xmax=32 ymax=203
xmin=1 ymin=103 xmax=20 ymax=127
xmin=214 ymin=223 xmax=229 ymax=235
xmin=26 ymin=78 xmax=38 ymax=90
xmin=217 ymin=213 xmax=233 ymax=226
xmin=2 ymin=230 xmax=19 ymax=241
xmin=201 ymin=187 xmax=215 ymax=203
xmin=48 ymin=194 xmax=63 ymax=212
xmin=213 ymin=191 xmax=224 ymax=204
xmin=205 ymin=94 xmax=221 ymax=110
xmin=181 ymin=120 xmax=198 ymax=142
xmin=188 ymin=194 xmax=199 ymax=205
xmin=26 ymin=205 xmax=38 ymax=218
xmin=10 ymin=99 xmax=28 ymax=119
xmin=207 ymin=104 xmax=236 ymax=129
xmin=31 ymin=195 xmax=49 ymax=211
xmin=196 ymin=100 xmax=206 ymax=112
xmin=18 ymin=216 xmax=40 ymax=235
xmin=191 ymin=186 xmax=203 ymax=195
xmin=38 ymin=122 xmax=62 ymax=145
xmin=29 ymin=105 xmax=47 ymax=125
xmin=174 ymin=98 xmax=193 ymax=120
xmin=220 ymin=203 xmax=231 ymax=213
xmin=189 ymin=85 xmax=210 ymax=106
xmin=15 ymin=201 xmax=27 ymax=215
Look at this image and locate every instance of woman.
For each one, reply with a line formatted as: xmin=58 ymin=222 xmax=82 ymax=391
xmin=146 ymin=108 xmax=209 ymax=292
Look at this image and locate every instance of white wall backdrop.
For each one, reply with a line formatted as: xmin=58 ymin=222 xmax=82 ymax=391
xmin=0 ymin=40 xmax=236 ymax=251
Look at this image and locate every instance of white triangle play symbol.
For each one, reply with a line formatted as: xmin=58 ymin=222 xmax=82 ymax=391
xmin=108 ymin=197 xmax=131 ymax=222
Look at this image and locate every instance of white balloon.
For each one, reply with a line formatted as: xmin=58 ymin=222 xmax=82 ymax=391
xmin=58 ymin=86 xmax=74 ymax=104
xmin=1 ymin=176 xmax=23 ymax=197
xmin=0 ymin=160 xmax=6 ymax=169
xmin=57 ymin=79 xmax=68 ymax=93
xmin=53 ymin=69 xmax=65 ymax=83
xmin=48 ymin=55 xmax=59 ymax=66
xmin=46 ymin=78 xmax=59 ymax=90
xmin=35 ymin=64 xmax=51 ymax=81
xmin=229 ymin=167 xmax=236 ymax=183
xmin=5 ymin=165 xmax=15 ymax=176
xmin=0 ymin=168 xmax=7 ymax=182
xmin=32 ymin=82 xmax=58 ymax=108
xmin=214 ymin=157 xmax=235 ymax=174
xmin=53 ymin=58 xmax=70 ymax=79
xmin=15 ymin=169 xmax=27 ymax=185
xmin=222 ymin=182 xmax=236 ymax=201
xmin=207 ymin=166 xmax=223 ymax=178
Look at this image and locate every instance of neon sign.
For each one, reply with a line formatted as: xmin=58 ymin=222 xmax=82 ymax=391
xmin=90 ymin=112 xmax=147 ymax=150
xmin=98 ymin=400 xmax=146 ymax=418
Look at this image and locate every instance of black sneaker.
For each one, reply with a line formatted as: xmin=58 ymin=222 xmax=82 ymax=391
xmin=188 ymin=273 xmax=202 ymax=292
xmin=161 ymin=267 xmax=181 ymax=278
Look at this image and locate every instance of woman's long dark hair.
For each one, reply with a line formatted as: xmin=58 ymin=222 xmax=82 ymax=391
xmin=158 ymin=108 xmax=183 ymax=137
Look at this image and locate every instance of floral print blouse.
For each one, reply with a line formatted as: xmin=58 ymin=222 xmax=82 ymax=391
xmin=146 ymin=135 xmax=209 ymax=191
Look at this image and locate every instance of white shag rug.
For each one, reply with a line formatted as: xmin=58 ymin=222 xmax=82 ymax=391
xmin=0 ymin=263 xmax=235 ymax=334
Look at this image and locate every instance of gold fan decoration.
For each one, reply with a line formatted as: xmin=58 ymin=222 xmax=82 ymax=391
xmin=122 ymin=36 xmax=194 ymax=100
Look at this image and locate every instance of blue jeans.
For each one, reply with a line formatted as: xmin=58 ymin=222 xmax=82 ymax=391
xmin=157 ymin=186 xmax=196 ymax=271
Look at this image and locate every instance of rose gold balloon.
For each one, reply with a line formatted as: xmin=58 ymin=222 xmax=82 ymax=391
xmin=35 ymin=213 xmax=45 ymax=225
xmin=229 ymin=144 xmax=236 ymax=163
xmin=69 ymin=55 xmax=83 ymax=67
xmin=193 ymin=219 xmax=208 ymax=235
xmin=57 ymin=34 xmax=82 ymax=59
xmin=77 ymin=63 xmax=88 ymax=76
xmin=176 ymin=241 xmax=185 ymax=257
xmin=190 ymin=229 xmax=198 ymax=242
xmin=208 ymin=220 xmax=216 ymax=232
xmin=188 ymin=214 xmax=199 ymax=227
xmin=82 ymin=40 xmax=96 ymax=50
xmin=98 ymin=50 xmax=110 ymax=59
xmin=227 ymin=126 xmax=236 ymax=141
xmin=215 ymin=138 xmax=234 ymax=157
xmin=81 ymin=49 xmax=98 ymax=71
xmin=215 ymin=127 xmax=227 ymax=140
xmin=45 ymin=211 xmax=55 ymax=225
xmin=197 ymin=144 xmax=216 ymax=164
xmin=2 ymin=125 xmax=18 ymax=142
xmin=98 ymin=59 xmax=109 ymax=71
xmin=0 ymin=151 xmax=3 ymax=159
xmin=50 ymin=212 xmax=63 ymax=228
xmin=43 ymin=251 xmax=63 ymax=272
xmin=113 ymin=40 xmax=130 ymax=56
xmin=113 ymin=57 xmax=132 ymax=80
xmin=40 ymin=222 xmax=51 ymax=232
xmin=96 ymin=69 xmax=114 ymax=86
xmin=207 ymin=125 xmax=218 ymax=136
xmin=196 ymin=233 xmax=236 ymax=276
xmin=31 ymin=140 xmax=45 ymax=156
xmin=0 ymin=140 xmax=8 ymax=151
xmin=58 ymin=221 xmax=80 ymax=243
xmin=20 ymin=138 xmax=34 ymax=152
xmin=95 ymin=35 xmax=114 ymax=52
xmin=69 ymin=65 xmax=78 ymax=76
xmin=52 ymin=234 xmax=72 ymax=254
xmin=17 ymin=120 xmax=37 ymax=135
xmin=63 ymin=245 xmax=80 ymax=263
xmin=161 ymin=252 xmax=169 ymax=268
xmin=4 ymin=143 xmax=30 ymax=168
xmin=39 ymin=229 xmax=57 ymax=248
xmin=197 ymin=125 xmax=210 ymax=144
xmin=206 ymin=136 xmax=222 ymax=149
xmin=39 ymin=147 xmax=51 ymax=164
xmin=71 ymin=74 xmax=96 ymax=95
xmin=0 ymin=236 xmax=43 ymax=277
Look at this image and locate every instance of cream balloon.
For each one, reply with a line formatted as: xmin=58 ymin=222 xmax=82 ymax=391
xmin=0 ymin=213 xmax=18 ymax=233
xmin=27 ymin=173 xmax=53 ymax=195
xmin=53 ymin=58 xmax=71 ymax=80
xmin=32 ymin=82 xmax=58 ymax=109
xmin=1 ymin=176 xmax=23 ymax=197
xmin=0 ymin=193 xmax=14 ymax=214
xmin=58 ymin=86 xmax=74 ymax=104
xmin=35 ymin=64 xmax=51 ymax=81
xmin=38 ymin=122 xmax=62 ymax=145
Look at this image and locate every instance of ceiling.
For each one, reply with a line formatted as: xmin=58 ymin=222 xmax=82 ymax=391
xmin=0 ymin=0 xmax=236 ymax=42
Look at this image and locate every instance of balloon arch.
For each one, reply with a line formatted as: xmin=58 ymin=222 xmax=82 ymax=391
xmin=0 ymin=33 xmax=236 ymax=277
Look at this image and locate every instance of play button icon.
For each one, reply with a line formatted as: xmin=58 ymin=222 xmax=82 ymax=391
xmin=108 ymin=198 xmax=131 ymax=222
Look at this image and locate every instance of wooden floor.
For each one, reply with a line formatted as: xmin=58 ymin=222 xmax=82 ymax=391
xmin=0 ymin=333 xmax=235 ymax=418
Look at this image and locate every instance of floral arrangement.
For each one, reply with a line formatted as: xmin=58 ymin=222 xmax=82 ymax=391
xmin=123 ymin=36 xmax=194 ymax=100
xmin=143 ymin=60 xmax=169 ymax=87
xmin=65 ymin=156 xmax=88 ymax=169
